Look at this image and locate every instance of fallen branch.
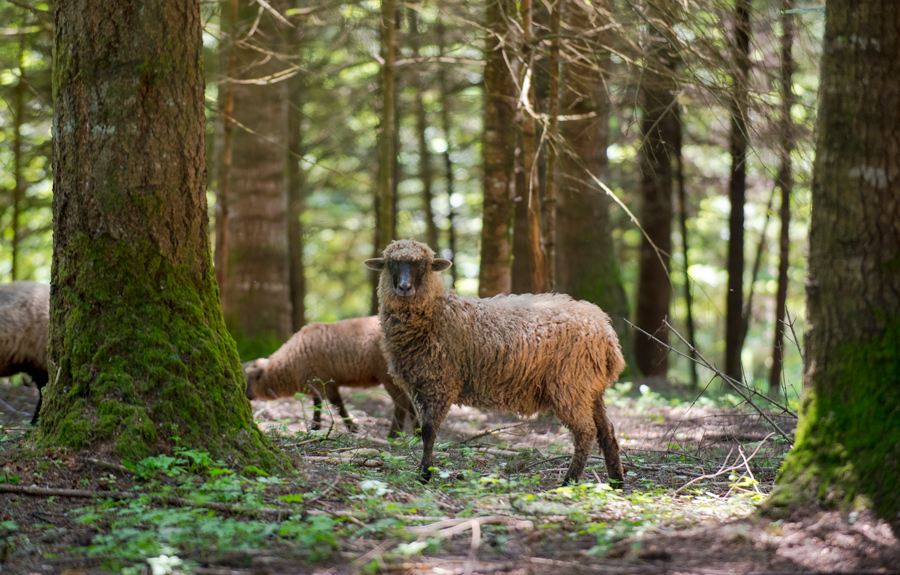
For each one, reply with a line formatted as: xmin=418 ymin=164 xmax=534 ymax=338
xmin=674 ymin=432 xmax=775 ymax=494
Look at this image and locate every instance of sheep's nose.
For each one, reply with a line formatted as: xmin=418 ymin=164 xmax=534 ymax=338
xmin=398 ymin=280 xmax=412 ymax=292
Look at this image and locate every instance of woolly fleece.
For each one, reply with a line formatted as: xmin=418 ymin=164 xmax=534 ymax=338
xmin=375 ymin=239 xmax=626 ymax=486
xmin=244 ymin=315 xmax=416 ymax=438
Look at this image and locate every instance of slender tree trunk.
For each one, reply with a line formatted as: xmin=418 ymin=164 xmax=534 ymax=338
xmin=741 ymin=188 xmax=776 ymax=348
xmin=769 ymin=0 xmax=794 ymax=395
xmin=436 ymin=17 xmax=458 ymax=287
xmin=674 ymin=106 xmax=698 ymax=388
xmin=215 ymin=0 xmax=237 ymax=311
xmin=222 ymin=0 xmax=293 ymax=359
xmin=520 ymin=0 xmax=548 ymax=294
xmin=410 ymin=8 xmax=439 ymax=253
xmin=768 ymin=0 xmax=900 ymax=535
xmin=42 ymin=0 xmax=288 ymax=471
xmin=287 ymin=30 xmax=306 ymax=333
xmin=724 ymin=0 xmax=751 ymax=381
xmin=511 ymin=142 xmax=531 ymax=294
xmin=557 ymin=0 xmax=633 ymax=370
xmin=544 ymin=0 xmax=561 ymax=292
xmin=377 ymin=0 xmax=397 ymax=254
xmin=11 ymin=44 xmax=25 ymax=282
xmin=478 ymin=0 xmax=517 ymax=297
xmin=634 ymin=3 xmax=677 ymax=379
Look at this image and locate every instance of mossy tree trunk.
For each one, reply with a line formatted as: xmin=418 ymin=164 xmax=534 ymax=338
xmin=42 ymin=0 xmax=289 ymax=472
xmin=478 ymin=0 xmax=517 ymax=298
xmin=633 ymin=2 xmax=678 ymax=379
xmin=557 ymin=0 xmax=634 ymax=372
xmin=221 ymin=0 xmax=293 ymax=360
xmin=767 ymin=0 xmax=900 ymax=535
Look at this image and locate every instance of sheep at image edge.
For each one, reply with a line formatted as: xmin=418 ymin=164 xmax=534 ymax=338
xmin=365 ymin=239 xmax=626 ymax=487
xmin=244 ymin=315 xmax=418 ymax=438
xmin=0 ymin=281 xmax=50 ymax=425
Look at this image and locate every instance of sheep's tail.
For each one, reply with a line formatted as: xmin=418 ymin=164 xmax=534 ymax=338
xmin=604 ymin=339 xmax=626 ymax=388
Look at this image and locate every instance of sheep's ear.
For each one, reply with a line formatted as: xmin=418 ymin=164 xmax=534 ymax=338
xmin=432 ymin=259 xmax=453 ymax=272
xmin=364 ymin=258 xmax=386 ymax=271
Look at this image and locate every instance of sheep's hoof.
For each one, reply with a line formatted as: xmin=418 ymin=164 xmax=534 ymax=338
xmin=609 ymin=477 xmax=625 ymax=490
xmin=418 ymin=468 xmax=433 ymax=484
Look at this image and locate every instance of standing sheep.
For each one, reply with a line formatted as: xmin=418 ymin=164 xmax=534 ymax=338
xmin=244 ymin=316 xmax=418 ymax=438
xmin=365 ymin=239 xmax=626 ymax=487
xmin=0 ymin=282 xmax=50 ymax=425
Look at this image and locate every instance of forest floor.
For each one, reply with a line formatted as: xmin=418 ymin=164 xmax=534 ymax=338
xmin=1 ymin=379 xmax=898 ymax=575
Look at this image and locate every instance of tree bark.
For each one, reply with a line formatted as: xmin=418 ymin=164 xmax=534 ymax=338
xmin=222 ymin=0 xmax=293 ymax=358
xmin=11 ymin=43 xmax=25 ymax=281
xmin=768 ymin=0 xmax=900 ymax=535
xmin=674 ymin=106 xmax=698 ymax=387
xmin=556 ymin=0 xmax=633 ymax=370
xmin=410 ymin=8 xmax=440 ymax=254
xmin=478 ymin=0 xmax=517 ymax=297
xmin=633 ymin=3 xmax=677 ymax=379
xmin=519 ymin=0 xmax=548 ymax=294
xmin=544 ymin=0 xmax=561 ymax=292
xmin=377 ymin=0 xmax=398 ymax=254
xmin=42 ymin=0 xmax=288 ymax=471
xmin=287 ymin=28 xmax=306 ymax=333
xmin=215 ymin=0 xmax=237 ymax=313
xmin=724 ymin=0 xmax=751 ymax=382
xmin=768 ymin=0 xmax=794 ymax=395
xmin=436 ymin=17 xmax=458 ymax=287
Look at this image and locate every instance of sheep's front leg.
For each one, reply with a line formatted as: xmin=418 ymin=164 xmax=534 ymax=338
xmin=416 ymin=393 xmax=451 ymax=484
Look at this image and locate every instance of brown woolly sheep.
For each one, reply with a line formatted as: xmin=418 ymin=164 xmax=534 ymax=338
xmin=243 ymin=316 xmax=418 ymax=438
xmin=0 ymin=282 xmax=50 ymax=425
xmin=365 ymin=239 xmax=626 ymax=487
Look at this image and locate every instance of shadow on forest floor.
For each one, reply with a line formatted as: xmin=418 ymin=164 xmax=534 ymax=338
xmin=1 ymin=379 xmax=897 ymax=574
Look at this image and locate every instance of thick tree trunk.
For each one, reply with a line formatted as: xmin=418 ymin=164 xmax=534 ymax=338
xmin=768 ymin=0 xmax=900 ymax=535
xmin=724 ymin=0 xmax=751 ymax=382
xmin=557 ymin=0 xmax=633 ymax=371
xmin=410 ymin=8 xmax=440 ymax=253
xmin=478 ymin=0 xmax=516 ymax=297
xmin=519 ymin=0 xmax=548 ymax=294
xmin=42 ymin=0 xmax=287 ymax=471
xmin=768 ymin=0 xmax=794 ymax=395
xmin=222 ymin=0 xmax=293 ymax=359
xmin=634 ymin=4 xmax=677 ymax=379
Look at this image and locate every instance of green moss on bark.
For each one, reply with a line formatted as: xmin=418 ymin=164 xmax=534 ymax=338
xmin=767 ymin=320 xmax=900 ymax=528
xmin=40 ymin=232 xmax=291 ymax=473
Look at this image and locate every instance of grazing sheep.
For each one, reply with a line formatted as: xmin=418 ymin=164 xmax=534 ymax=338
xmin=0 ymin=282 xmax=50 ymax=425
xmin=365 ymin=239 xmax=626 ymax=487
xmin=244 ymin=316 xmax=418 ymax=438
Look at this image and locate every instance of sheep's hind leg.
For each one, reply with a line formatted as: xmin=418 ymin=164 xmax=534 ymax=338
xmin=383 ymin=381 xmax=419 ymax=439
xmin=325 ymin=384 xmax=358 ymax=434
xmin=561 ymin=417 xmax=597 ymax=486
xmin=30 ymin=373 xmax=48 ymax=426
xmin=416 ymin=394 xmax=451 ymax=484
xmin=593 ymin=393 xmax=625 ymax=489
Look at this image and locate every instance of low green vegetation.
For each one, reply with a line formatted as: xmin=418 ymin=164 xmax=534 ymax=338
xmin=0 ymin=389 xmax=789 ymax=573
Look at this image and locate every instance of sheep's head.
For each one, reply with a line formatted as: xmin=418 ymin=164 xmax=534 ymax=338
xmin=364 ymin=239 xmax=452 ymax=301
xmin=243 ymin=358 xmax=270 ymax=400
